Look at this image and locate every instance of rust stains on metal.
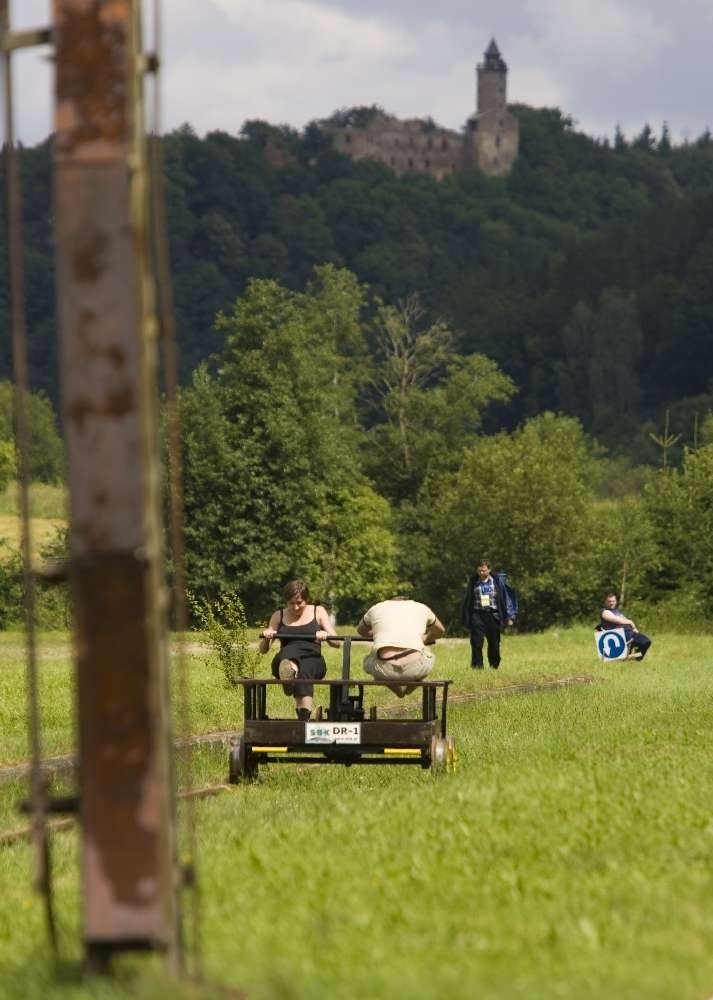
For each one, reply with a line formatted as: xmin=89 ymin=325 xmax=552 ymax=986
xmin=73 ymin=230 xmax=109 ymax=282
xmin=53 ymin=0 xmax=180 ymax=956
xmin=66 ymin=386 xmax=136 ymax=433
xmin=54 ymin=1 xmax=130 ymax=154
xmin=76 ymin=309 xmax=127 ymax=369
xmin=66 ymin=302 xmax=134 ymax=431
xmin=74 ymin=553 xmax=163 ymax=919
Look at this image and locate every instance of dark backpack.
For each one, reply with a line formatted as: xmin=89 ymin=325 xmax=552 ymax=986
xmin=494 ymin=572 xmax=518 ymax=620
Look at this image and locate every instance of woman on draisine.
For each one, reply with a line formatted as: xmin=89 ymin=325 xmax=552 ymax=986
xmin=259 ymin=578 xmax=339 ymax=720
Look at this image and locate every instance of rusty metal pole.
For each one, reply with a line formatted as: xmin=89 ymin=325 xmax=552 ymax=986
xmin=53 ymin=0 xmax=180 ymax=968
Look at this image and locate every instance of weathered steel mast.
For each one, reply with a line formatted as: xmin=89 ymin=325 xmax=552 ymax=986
xmin=52 ymin=0 xmax=180 ymax=966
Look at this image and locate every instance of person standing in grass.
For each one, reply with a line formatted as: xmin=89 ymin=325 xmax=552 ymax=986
xmin=460 ymin=558 xmax=517 ymax=669
xmin=599 ymin=592 xmax=652 ymax=660
xmin=259 ymin=579 xmax=339 ymax=720
xmin=356 ymin=596 xmax=445 ymax=698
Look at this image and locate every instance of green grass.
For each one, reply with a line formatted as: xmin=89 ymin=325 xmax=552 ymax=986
xmin=0 ymin=482 xmax=67 ymax=519
xmin=0 ymin=482 xmax=67 ymax=559
xmin=1 ymin=629 xmax=712 ymax=999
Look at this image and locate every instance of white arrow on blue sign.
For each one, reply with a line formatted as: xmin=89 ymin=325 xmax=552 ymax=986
xmin=595 ymin=627 xmax=628 ymax=660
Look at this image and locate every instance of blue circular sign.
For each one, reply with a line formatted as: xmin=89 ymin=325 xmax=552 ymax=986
xmin=596 ymin=629 xmax=627 ymax=660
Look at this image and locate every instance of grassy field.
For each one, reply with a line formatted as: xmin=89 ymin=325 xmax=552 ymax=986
xmin=0 ymin=628 xmax=712 ymax=999
xmin=0 ymin=482 xmax=67 ymax=559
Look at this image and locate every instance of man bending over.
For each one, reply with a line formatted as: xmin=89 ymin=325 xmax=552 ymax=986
xmin=357 ymin=596 xmax=445 ymax=698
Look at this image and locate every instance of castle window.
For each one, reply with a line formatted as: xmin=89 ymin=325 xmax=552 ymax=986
xmin=495 ymin=134 xmax=501 ymax=148
xmin=441 ymin=138 xmax=448 ymax=150
xmin=408 ymin=157 xmax=414 ymax=168
xmin=425 ymin=159 xmax=430 ymax=168
xmin=390 ymin=157 xmax=395 ymax=166
xmin=427 ymin=138 xmax=433 ymax=149
xmin=345 ymin=133 xmax=351 ymax=144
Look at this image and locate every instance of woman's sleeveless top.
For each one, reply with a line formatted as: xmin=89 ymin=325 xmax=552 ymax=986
xmin=278 ymin=606 xmax=321 ymax=659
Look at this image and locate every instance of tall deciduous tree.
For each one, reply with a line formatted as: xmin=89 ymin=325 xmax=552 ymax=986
xmin=643 ymin=441 xmax=713 ymax=607
xmin=363 ymin=297 xmax=515 ymax=500
xmin=181 ymin=266 xmax=398 ymax=619
xmin=366 ymin=293 xmax=451 ymax=468
xmin=557 ymin=288 xmax=643 ymax=450
xmin=404 ymin=413 xmax=599 ymax=630
xmin=591 ymin=495 xmax=658 ymax=607
xmin=0 ymin=440 xmax=15 ymax=492
xmin=0 ymin=381 xmax=65 ymax=483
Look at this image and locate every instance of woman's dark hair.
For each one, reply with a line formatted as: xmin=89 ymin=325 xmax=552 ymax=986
xmin=282 ymin=578 xmax=310 ymax=603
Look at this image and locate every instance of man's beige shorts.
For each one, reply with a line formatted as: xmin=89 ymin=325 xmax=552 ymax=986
xmin=363 ymin=648 xmax=434 ymax=683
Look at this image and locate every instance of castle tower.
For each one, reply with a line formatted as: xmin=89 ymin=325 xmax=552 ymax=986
xmin=464 ymin=38 xmax=519 ymax=177
xmin=477 ymin=38 xmax=509 ymax=115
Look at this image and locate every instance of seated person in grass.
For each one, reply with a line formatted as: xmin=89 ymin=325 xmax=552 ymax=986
xmin=599 ymin=592 xmax=652 ymax=660
xmin=356 ymin=596 xmax=445 ymax=698
xmin=259 ymin=579 xmax=339 ymax=720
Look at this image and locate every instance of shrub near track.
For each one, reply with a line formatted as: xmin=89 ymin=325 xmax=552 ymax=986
xmin=0 ymin=631 xmax=712 ymax=999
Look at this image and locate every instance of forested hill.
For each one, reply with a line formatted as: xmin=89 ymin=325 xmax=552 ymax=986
xmin=3 ymin=104 xmax=713 ymax=461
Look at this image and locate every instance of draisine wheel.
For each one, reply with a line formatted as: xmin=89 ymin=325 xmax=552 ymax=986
xmin=228 ymin=735 xmax=257 ymax=783
xmin=430 ymin=735 xmax=449 ymax=773
xmin=228 ymin=736 xmax=245 ymax=784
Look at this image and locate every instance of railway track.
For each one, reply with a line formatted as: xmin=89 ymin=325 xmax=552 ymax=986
xmin=0 ymin=673 xmax=597 ymax=785
xmin=0 ymin=674 xmax=598 ymax=847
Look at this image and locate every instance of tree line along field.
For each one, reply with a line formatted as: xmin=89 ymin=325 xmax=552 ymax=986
xmin=2 ymin=101 xmax=713 ymax=633
xmin=4 ymin=106 xmax=713 ymax=461
xmin=1 ymin=630 xmax=712 ymax=999
xmin=2 ymin=231 xmax=713 ymax=636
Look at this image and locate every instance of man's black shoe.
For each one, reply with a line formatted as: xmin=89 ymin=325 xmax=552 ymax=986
xmin=490 ymin=664 xmax=499 ymax=669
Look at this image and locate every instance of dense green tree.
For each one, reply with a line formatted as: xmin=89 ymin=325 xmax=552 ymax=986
xmin=363 ymin=294 xmax=452 ymax=469
xmin=699 ymin=414 xmax=713 ymax=445
xmin=8 ymin=106 xmax=713 ymax=469
xmin=642 ymin=442 xmax=713 ymax=607
xmin=180 ymin=366 xmax=263 ymax=604
xmin=323 ymin=106 xmax=387 ymax=128
xmin=416 ymin=354 xmax=516 ymax=451
xmin=277 ymin=193 xmax=338 ymax=285
xmin=181 ymin=266 xmax=396 ymax=620
xmin=365 ymin=357 xmax=516 ymax=502
xmin=659 ymin=123 xmax=672 ymax=155
xmin=403 ymin=413 xmax=600 ymax=630
xmin=0 ymin=439 xmax=14 ymax=491
xmin=557 ymin=288 xmax=643 ymax=451
xmin=360 ymin=296 xmax=516 ymax=500
xmin=299 ymin=483 xmax=399 ymax=622
xmin=0 ymin=546 xmax=23 ymax=629
xmin=590 ymin=495 xmax=659 ymax=607
xmin=0 ymin=381 xmax=64 ymax=482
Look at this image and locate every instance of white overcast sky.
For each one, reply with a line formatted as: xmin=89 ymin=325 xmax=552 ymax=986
xmin=8 ymin=0 xmax=713 ymax=146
